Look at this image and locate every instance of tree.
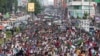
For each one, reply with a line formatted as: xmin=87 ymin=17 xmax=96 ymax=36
xmin=28 ymin=0 xmax=42 ymax=15
xmin=0 ymin=0 xmax=18 ymax=13
xmin=83 ymin=12 xmax=89 ymax=19
xmin=13 ymin=0 xmax=18 ymax=13
xmin=0 ymin=0 xmax=7 ymax=13
xmin=77 ymin=15 xmax=81 ymax=19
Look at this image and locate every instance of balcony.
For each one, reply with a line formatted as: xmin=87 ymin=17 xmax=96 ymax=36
xmin=67 ymin=1 xmax=96 ymax=6
xmin=68 ymin=1 xmax=82 ymax=6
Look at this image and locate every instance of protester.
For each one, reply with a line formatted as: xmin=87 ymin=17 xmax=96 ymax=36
xmin=0 ymin=19 xmax=99 ymax=56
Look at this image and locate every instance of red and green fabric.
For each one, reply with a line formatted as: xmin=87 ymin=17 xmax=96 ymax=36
xmin=77 ymin=39 xmax=84 ymax=46
xmin=67 ymin=41 xmax=72 ymax=49
xmin=67 ymin=43 xmax=71 ymax=49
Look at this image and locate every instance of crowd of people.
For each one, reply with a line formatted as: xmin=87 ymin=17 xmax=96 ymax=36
xmin=0 ymin=18 xmax=100 ymax=56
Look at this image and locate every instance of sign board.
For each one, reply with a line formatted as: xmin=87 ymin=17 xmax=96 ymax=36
xmin=95 ymin=0 xmax=100 ymax=3
xmin=28 ymin=3 xmax=35 ymax=12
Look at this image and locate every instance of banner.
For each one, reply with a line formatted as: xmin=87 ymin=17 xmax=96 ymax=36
xmin=95 ymin=0 xmax=100 ymax=3
xmin=28 ymin=3 xmax=35 ymax=12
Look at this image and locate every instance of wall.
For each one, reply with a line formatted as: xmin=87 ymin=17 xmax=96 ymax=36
xmin=67 ymin=0 xmax=96 ymax=18
xmin=79 ymin=19 xmax=91 ymax=32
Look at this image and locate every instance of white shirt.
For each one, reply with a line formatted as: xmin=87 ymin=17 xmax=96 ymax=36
xmin=73 ymin=53 xmax=77 ymax=56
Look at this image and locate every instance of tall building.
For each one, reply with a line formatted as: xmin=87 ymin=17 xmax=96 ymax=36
xmin=54 ymin=0 xmax=57 ymax=7
xmin=95 ymin=0 xmax=100 ymax=16
xmin=18 ymin=0 xmax=28 ymax=7
xmin=67 ymin=0 xmax=96 ymax=18
xmin=38 ymin=0 xmax=44 ymax=6
xmin=95 ymin=0 xmax=100 ymax=30
xmin=38 ymin=0 xmax=53 ymax=6
xmin=54 ymin=0 xmax=60 ymax=7
xmin=54 ymin=0 xmax=66 ymax=8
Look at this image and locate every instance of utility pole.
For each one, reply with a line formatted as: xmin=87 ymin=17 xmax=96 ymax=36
xmin=12 ymin=0 xmax=15 ymax=15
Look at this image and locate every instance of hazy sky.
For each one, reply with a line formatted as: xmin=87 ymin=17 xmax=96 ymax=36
xmin=43 ymin=0 xmax=54 ymax=6
xmin=48 ymin=0 xmax=54 ymax=3
xmin=48 ymin=0 xmax=54 ymax=5
xmin=18 ymin=0 xmax=54 ymax=6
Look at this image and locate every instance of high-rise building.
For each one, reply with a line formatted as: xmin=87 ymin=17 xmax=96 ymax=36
xmin=38 ymin=0 xmax=53 ymax=6
xmin=54 ymin=0 xmax=66 ymax=8
xmin=18 ymin=0 xmax=28 ymax=7
xmin=95 ymin=0 xmax=100 ymax=16
xmin=67 ymin=0 xmax=96 ymax=18
xmin=37 ymin=0 xmax=44 ymax=6
xmin=54 ymin=0 xmax=60 ymax=7
xmin=95 ymin=0 xmax=100 ymax=30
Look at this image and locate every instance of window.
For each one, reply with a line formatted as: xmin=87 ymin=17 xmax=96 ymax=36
xmin=68 ymin=0 xmax=72 ymax=2
xmin=73 ymin=0 xmax=82 ymax=1
xmin=73 ymin=6 xmax=82 ymax=9
xmin=83 ymin=6 xmax=94 ymax=10
xmin=84 ymin=0 xmax=94 ymax=2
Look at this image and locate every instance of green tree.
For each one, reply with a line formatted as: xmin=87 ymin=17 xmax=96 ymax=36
xmin=28 ymin=0 xmax=42 ymax=15
xmin=0 ymin=0 xmax=18 ymax=13
xmin=77 ymin=15 xmax=81 ymax=19
xmin=0 ymin=0 xmax=7 ymax=13
xmin=83 ymin=12 xmax=89 ymax=19
xmin=13 ymin=0 xmax=18 ymax=13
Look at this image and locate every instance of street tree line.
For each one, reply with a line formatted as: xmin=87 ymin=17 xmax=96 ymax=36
xmin=0 ymin=0 xmax=42 ymax=15
xmin=28 ymin=0 xmax=43 ymax=15
xmin=0 ymin=0 xmax=17 ymax=14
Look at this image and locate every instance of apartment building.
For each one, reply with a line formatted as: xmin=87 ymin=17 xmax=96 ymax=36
xmin=54 ymin=0 xmax=67 ymax=8
xmin=95 ymin=0 xmax=100 ymax=30
xmin=95 ymin=0 xmax=100 ymax=16
xmin=17 ymin=0 xmax=28 ymax=7
xmin=67 ymin=0 xmax=96 ymax=18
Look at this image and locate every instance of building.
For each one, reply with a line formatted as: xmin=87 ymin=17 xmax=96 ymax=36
xmin=38 ymin=0 xmax=54 ymax=6
xmin=54 ymin=0 xmax=66 ymax=8
xmin=67 ymin=0 xmax=96 ymax=18
xmin=78 ymin=19 xmax=97 ymax=32
xmin=17 ymin=0 xmax=28 ymax=7
xmin=95 ymin=0 xmax=100 ymax=30
xmin=54 ymin=0 xmax=61 ymax=7
xmin=37 ymin=0 xmax=45 ymax=6
xmin=78 ymin=19 xmax=91 ymax=32
xmin=95 ymin=0 xmax=100 ymax=16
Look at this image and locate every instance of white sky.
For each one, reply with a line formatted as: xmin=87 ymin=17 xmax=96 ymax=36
xmin=43 ymin=0 xmax=54 ymax=6
xmin=48 ymin=0 xmax=54 ymax=5
xmin=18 ymin=0 xmax=54 ymax=6
xmin=48 ymin=0 xmax=54 ymax=3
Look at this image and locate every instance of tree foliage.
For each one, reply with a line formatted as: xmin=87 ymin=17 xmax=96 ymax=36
xmin=83 ymin=12 xmax=89 ymax=19
xmin=0 ymin=0 xmax=7 ymax=13
xmin=0 ymin=0 xmax=18 ymax=13
xmin=28 ymin=0 xmax=42 ymax=15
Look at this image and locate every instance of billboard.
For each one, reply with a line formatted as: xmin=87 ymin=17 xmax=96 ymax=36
xmin=95 ymin=0 xmax=100 ymax=3
xmin=28 ymin=3 xmax=35 ymax=12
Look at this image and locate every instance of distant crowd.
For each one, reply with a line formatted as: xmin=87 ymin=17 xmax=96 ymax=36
xmin=0 ymin=19 xmax=100 ymax=56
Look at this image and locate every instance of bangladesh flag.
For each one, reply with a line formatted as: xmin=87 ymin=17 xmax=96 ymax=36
xmin=67 ymin=41 xmax=72 ymax=49
xmin=77 ymin=39 xmax=84 ymax=46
